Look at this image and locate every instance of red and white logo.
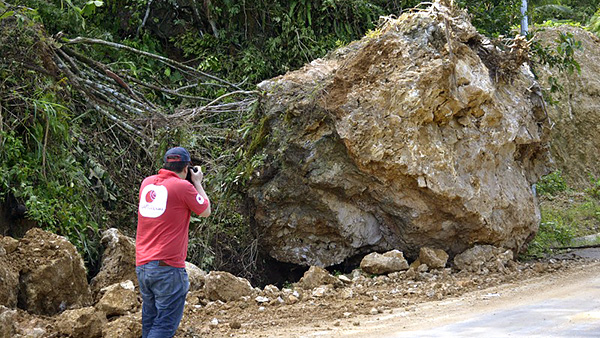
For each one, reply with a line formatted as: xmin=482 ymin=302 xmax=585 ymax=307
xmin=145 ymin=190 xmax=157 ymax=203
xmin=139 ymin=184 xmax=167 ymax=218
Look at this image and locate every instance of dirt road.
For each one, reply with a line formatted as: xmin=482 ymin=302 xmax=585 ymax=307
xmin=292 ymin=260 xmax=600 ymax=337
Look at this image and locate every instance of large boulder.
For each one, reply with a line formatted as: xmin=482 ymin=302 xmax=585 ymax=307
xmin=534 ymin=26 xmax=600 ymax=188
xmin=90 ymin=228 xmax=137 ymax=296
xmin=11 ymin=228 xmax=92 ymax=315
xmin=249 ymin=4 xmax=549 ymax=266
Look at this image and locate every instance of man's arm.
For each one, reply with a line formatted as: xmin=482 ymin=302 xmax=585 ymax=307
xmin=191 ymin=166 xmax=211 ymax=217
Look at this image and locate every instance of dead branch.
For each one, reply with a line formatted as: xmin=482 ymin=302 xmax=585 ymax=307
xmin=171 ymin=90 xmax=259 ymax=121
xmin=64 ymin=37 xmax=240 ymax=89
xmin=137 ymin=0 xmax=154 ymax=36
xmin=122 ymin=74 xmax=212 ymax=102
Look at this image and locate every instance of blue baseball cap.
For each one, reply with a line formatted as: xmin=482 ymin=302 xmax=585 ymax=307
xmin=164 ymin=147 xmax=191 ymax=163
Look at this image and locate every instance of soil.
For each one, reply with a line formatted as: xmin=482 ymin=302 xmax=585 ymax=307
xmin=175 ymin=251 xmax=600 ymax=338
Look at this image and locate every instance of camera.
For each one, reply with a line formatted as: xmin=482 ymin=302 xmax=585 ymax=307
xmin=185 ymin=165 xmax=198 ymax=184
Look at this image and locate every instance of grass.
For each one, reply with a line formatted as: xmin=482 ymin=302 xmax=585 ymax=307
xmin=525 ymin=171 xmax=600 ymax=258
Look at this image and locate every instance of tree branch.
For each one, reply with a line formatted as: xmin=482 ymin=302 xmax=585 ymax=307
xmin=64 ymin=37 xmax=240 ymax=89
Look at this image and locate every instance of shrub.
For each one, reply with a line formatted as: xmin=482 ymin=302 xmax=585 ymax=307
xmin=526 ymin=217 xmax=574 ymax=258
xmin=586 ymin=174 xmax=600 ymax=199
xmin=536 ymin=170 xmax=568 ymax=196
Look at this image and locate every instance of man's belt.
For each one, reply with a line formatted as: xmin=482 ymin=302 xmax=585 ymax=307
xmin=158 ymin=260 xmax=173 ymax=267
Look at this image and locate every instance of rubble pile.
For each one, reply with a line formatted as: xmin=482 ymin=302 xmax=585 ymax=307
xmin=0 ymin=228 xmax=585 ymax=338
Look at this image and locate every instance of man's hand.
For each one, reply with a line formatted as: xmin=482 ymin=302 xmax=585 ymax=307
xmin=190 ymin=165 xmax=204 ymax=184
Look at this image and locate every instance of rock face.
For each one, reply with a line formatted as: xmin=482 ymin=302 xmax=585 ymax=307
xmin=11 ymin=228 xmax=92 ymax=315
xmin=535 ymin=26 xmax=600 ymax=188
xmin=249 ymin=4 xmax=550 ymax=267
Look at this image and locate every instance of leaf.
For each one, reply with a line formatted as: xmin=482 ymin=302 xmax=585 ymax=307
xmin=0 ymin=11 xmax=14 ymax=21
xmin=164 ymin=67 xmax=171 ymax=77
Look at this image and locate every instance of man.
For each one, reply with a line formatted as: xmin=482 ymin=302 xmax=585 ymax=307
xmin=135 ymin=146 xmax=211 ymax=338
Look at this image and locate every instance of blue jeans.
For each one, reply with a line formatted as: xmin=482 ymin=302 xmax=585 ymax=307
xmin=136 ymin=261 xmax=190 ymax=338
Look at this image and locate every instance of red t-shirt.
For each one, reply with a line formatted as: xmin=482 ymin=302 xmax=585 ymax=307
xmin=136 ymin=169 xmax=209 ymax=268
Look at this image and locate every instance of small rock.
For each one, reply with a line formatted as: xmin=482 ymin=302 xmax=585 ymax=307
xmin=369 ymin=307 xmax=379 ymax=315
xmin=96 ymin=281 xmax=139 ymax=316
xmin=185 ymin=261 xmax=207 ymax=291
xmin=0 ymin=236 xmax=19 ymax=254
xmin=209 ymin=318 xmax=219 ymax=328
xmin=419 ymin=247 xmax=448 ymax=269
xmin=298 ymin=266 xmax=343 ymax=289
xmin=312 ymin=286 xmax=328 ymax=297
xmin=204 ymin=271 xmax=254 ymax=302
xmin=255 ymin=296 xmax=270 ymax=303
xmin=55 ymin=307 xmax=106 ymax=338
xmin=341 ymin=289 xmax=354 ymax=299
xmin=229 ymin=321 xmax=242 ymax=329
xmin=417 ymin=264 xmax=429 ymax=273
xmin=264 ymin=284 xmax=280 ymax=294
xmin=101 ymin=312 xmax=142 ymax=338
xmin=338 ymin=275 xmax=353 ymax=284
xmin=360 ymin=250 xmax=409 ymax=275
xmin=454 ymin=245 xmax=514 ymax=273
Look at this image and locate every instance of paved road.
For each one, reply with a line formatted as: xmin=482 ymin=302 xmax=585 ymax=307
xmin=335 ymin=259 xmax=600 ymax=338
xmin=389 ymin=289 xmax=600 ymax=337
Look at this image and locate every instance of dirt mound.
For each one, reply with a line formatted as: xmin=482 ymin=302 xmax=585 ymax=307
xmin=7 ymin=228 xmax=92 ymax=316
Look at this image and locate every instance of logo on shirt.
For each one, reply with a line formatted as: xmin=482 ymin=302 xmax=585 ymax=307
xmin=145 ymin=190 xmax=157 ymax=203
xmin=196 ymin=194 xmax=205 ymax=205
xmin=139 ymin=184 xmax=168 ymax=218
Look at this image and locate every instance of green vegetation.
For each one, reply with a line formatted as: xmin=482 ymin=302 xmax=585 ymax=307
xmin=456 ymin=0 xmax=600 ymax=37
xmin=526 ymin=171 xmax=600 ymax=258
xmin=526 ymin=216 xmax=575 ymax=258
xmin=1 ymin=0 xmax=600 ymax=281
xmin=536 ymin=170 xmax=568 ymax=196
xmin=589 ymin=8 xmax=600 ymax=34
